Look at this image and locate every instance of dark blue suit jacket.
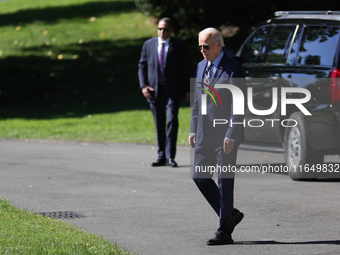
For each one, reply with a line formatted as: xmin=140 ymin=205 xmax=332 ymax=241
xmin=190 ymin=53 xmax=246 ymax=147
xmin=138 ymin=37 xmax=191 ymax=103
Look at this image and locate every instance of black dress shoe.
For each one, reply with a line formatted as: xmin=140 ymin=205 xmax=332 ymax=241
xmin=166 ymin=159 xmax=178 ymax=167
xmin=206 ymin=230 xmax=233 ymax=245
xmin=230 ymin=208 xmax=244 ymax=233
xmin=151 ymin=159 xmax=166 ymax=167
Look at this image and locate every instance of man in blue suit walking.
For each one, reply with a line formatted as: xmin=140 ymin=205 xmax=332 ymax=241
xmin=138 ymin=18 xmax=191 ymax=167
xmin=189 ymin=27 xmax=246 ymax=245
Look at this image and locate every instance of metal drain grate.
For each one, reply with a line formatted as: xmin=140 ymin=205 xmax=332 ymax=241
xmin=38 ymin=211 xmax=85 ymax=219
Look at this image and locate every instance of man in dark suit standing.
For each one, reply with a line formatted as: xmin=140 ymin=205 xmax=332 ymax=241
xmin=138 ymin=18 xmax=191 ymax=167
xmin=189 ymin=27 xmax=246 ymax=245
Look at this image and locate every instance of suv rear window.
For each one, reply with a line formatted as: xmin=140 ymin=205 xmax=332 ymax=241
xmin=298 ymin=26 xmax=339 ymax=66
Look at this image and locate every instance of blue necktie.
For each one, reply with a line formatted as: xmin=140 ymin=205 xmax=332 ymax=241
xmin=203 ymin=62 xmax=213 ymax=91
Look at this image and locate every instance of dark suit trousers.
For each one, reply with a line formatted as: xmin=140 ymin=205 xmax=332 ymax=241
xmin=192 ymin=143 xmax=239 ymax=233
xmin=150 ymin=85 xmax=179 ymax=160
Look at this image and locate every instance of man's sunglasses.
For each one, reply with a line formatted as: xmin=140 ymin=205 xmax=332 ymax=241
xmin=158 ymin=28 xmax=169 ymax=32
xmin=197 ymin=40 xmax=219 ymax=51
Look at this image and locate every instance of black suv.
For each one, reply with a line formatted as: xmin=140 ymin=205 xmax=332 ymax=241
xmin=235 ymin=11 xmax=340 ymax=180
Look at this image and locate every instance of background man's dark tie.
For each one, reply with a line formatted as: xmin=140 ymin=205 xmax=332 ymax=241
xmin=158 ymin=42 xmax=165 ymax=84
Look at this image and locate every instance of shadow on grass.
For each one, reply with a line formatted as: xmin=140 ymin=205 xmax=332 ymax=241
xmin=0 ymin=37 xmax=155 ymax=119
xmin=0 ymin=36 xmax=193 ymax=120
xmin=0 ymin=0 xmax=198 ymax=120
xmin=0 ymin=1 xmax=136 ymax=27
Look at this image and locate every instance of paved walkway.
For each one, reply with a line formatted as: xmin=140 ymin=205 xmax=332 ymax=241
xmin=1 ymin=139 xmax=339 ymax=255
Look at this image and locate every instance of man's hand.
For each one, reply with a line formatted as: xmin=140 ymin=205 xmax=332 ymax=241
xmin=188 ymin=133 xmax=196 ymax=148
xmin=142 ymin=86 xmax=154 ymax=100
xmin=223 ymin=138 xmax=234 ymax=154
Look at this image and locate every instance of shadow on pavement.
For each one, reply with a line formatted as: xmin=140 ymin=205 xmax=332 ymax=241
xmin=235 ymin=239 xmax=340 ymax=245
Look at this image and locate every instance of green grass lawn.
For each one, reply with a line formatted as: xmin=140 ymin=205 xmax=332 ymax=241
xmin=0 ymin=198 xmax=133 ymax=255
xmin=0 ymin=0 xmax=192 ymax=253
xmin=0 ymin=107 xmax=191 ymax=144
xmin=0 ymin=0 xmax=193 ymax=145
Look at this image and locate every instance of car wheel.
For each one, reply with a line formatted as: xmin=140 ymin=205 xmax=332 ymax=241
xmin=284 ymin=112 xmax=324 ymax=180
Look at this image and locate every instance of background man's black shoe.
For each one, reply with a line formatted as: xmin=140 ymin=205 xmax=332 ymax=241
xmin=230 ymin=208 xmax=244 ymax=233
xmin=151 ymin=159 xmax=166 ymax=167
xmin=206 ymin=230 xmax=233 ymax=245
xmin=166 ymin=159 xmax=178 ymax=167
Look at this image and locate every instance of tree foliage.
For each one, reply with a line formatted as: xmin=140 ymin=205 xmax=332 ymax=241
xmin=135 ymin=0 xmax=339 ymax=47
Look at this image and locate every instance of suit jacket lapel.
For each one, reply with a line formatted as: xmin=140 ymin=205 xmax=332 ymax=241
xmin=197 ymin=60 xmax=207 ymax=92
xmin=165 ymin=37 xmax=173 ymax=69
xmin=215 ymin=54 xmax=228 ymax=78
xmin=153 ymin=38 xmax=158 ymax=67
xmin=198 ymin=60 xmax=207 ymax=79
xmin=211 ymin=53 xmax=229 ymax=86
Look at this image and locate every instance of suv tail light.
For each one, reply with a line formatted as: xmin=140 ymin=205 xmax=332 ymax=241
xmin=328 ymin=68 xmax=340 ymax=103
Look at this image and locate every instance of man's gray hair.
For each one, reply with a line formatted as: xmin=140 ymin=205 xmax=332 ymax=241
xmin=199 ymin=27 xmax=225 ymax=47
